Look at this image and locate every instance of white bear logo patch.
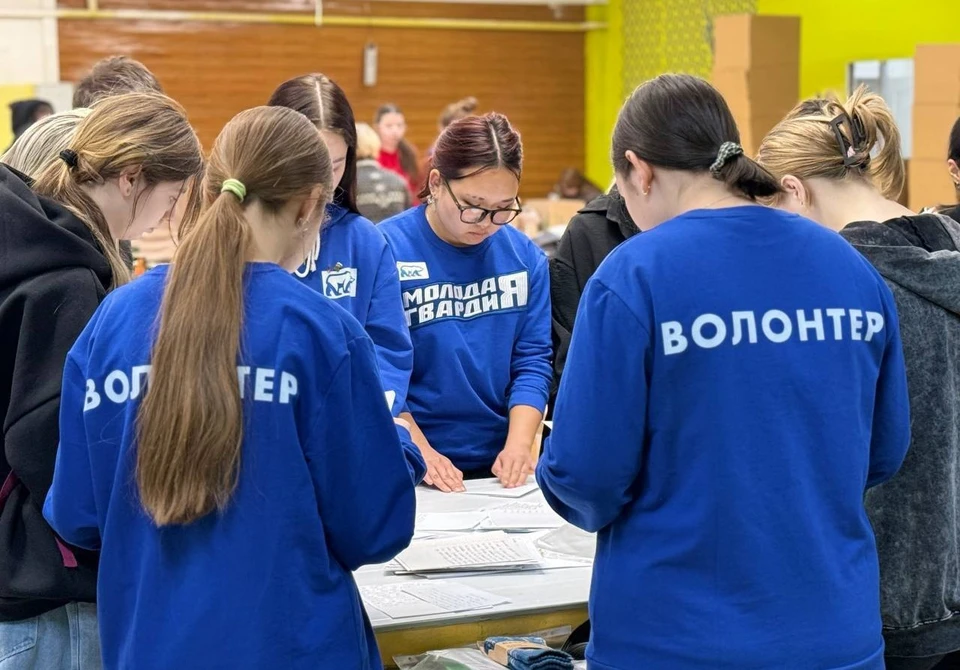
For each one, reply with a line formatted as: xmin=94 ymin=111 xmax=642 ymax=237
xmin=321 ymin=267 xmax=358 ymax=299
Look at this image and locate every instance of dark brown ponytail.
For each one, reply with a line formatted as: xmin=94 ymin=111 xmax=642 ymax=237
xmin=612 ymin=74 xmax=781 ymax=201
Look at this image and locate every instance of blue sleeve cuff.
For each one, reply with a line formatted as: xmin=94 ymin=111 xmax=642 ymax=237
xmin=508 ymin=388 xmax=549 ymax=413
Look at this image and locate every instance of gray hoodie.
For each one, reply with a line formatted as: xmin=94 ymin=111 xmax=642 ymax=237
xmin=841 ymin=214 xmax=960 ymax=657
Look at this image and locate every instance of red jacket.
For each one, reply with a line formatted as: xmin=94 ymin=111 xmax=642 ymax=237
xmin=378 ymin=149 xmax=419 ymax=204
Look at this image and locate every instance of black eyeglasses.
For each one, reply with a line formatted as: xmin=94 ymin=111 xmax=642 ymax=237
xmin=443 ymin=180 xmax=522 ymax=225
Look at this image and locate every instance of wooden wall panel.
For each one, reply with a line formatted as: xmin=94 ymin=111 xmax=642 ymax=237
xmin=58 ymin=0 xmax=583 ymax=22
xmin=58 ymin=16 xmax=584 ymax=198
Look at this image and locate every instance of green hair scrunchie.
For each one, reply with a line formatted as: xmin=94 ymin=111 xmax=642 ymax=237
xmin=221 ymin=178 xmax=247 ymax=202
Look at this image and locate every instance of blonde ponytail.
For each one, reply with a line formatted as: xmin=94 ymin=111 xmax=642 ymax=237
xmin=37 ymin=155 xmax=133 ymax=287
xmin=32 ymin=92 xmax=203 ymax=289
xmin=844 ymin=86 xmax=905 ymax=200
xmin=757 ymin=85 xmax=906 ymax=201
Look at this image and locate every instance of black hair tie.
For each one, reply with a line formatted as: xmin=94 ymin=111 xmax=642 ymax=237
xmin=59 ymin=149 xmax=79 ymax=170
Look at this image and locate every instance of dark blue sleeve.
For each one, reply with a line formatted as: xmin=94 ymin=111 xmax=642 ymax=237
xmin=866 ymin=287 xmax=911 ymax=489
xmin=43 ymin=355 xmax=101 ymax=551
xmin=308 ymin=335 xmax=418 ymax=571
xmin=508 ymin=253 xmax=552 ymax=412
xmin=366 ymin=239 xmax=413 ymax=416
xmin=536 ymin=279 xmax=649 ymax=532
xmin=398 ymin=426 xmax=427 ymax=485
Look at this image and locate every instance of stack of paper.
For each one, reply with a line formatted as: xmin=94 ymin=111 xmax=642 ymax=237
xmin=360 ymin=582 xmax=510 ymax=620
xmin=484 ymin=499 xmax=565 ymax=531
xmin=536 ymin=524 xmax=596 ymax=564
xmin=462 ymin=478 xmax=540 ymax=499
xmin=394 ymin=531 xmax=542 ymax=575
xmin=415 ymin=511 xmax=486 ymax=532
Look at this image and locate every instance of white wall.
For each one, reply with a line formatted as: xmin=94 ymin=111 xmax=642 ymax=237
xmin=0 ymin=0 xmax=59 ymax=85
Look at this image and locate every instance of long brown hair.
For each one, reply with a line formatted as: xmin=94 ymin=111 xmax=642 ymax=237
xmin=757 ymin=85 xmax=905 ymax=201
xmin=268 ymin=73 xmax=359 ymax=214
xmin=375 ymin=103 xmax=420 ymax=183
xmin=137 ymin=106 xmax=333 ymax=526
xmin=33 ymin=92 xmax=204 ymax=288
xmin=612 ymin=74 xmax=780 ymax=200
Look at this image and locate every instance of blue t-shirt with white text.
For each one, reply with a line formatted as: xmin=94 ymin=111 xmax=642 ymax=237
xmin=44 ymin=264 xmax=422 ymax=670
xmin=296 ymin=203 xmax=412 ymax=415
xmin=538 ymin=206 xmax=911 ymax=670
xmin=379 ymin=206 xmax=552 ymax=471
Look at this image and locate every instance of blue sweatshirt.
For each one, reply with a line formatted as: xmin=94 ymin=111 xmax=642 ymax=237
xmin=44 ymin=264 xmax=424 ymax=670
xmin=296 ymin=204 xmax=412 ymax=415
xmin=379 ymin=206 xmax=552 ymax=472
xmin=537 ymin=207 xmax=911 ymax=670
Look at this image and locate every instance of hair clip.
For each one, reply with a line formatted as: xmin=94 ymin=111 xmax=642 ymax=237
xmin=850 ymin=113 xmax=867 ymax=148
xmin=829 ymin=114 xmax=863 ymax=168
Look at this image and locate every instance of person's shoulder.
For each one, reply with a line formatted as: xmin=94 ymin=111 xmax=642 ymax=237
xmin=66 ymin=267 xmax=166 ymax=358
xmin=941 ymin=204 xmax=960 ymax=224
xmin=263 ymin=266 xmax=368 ymax=339
xmin=562 ymin=201 xmax=621 ymax=244
xmin=332 ymin=209 xmax=388 ymax=248
xmin=497 ymin=224 xmax=547 ymax=266
xmin=378 ymin=206 xmax=423 ymax=239
xmin=96 ymin=265 xmax=166 ymax=316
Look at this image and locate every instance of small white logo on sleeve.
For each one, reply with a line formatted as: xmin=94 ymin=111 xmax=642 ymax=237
xmin=321 ymin=267 xmax=358 ymax=299
xmin=397 ymin=261 xmax=429 ymax=281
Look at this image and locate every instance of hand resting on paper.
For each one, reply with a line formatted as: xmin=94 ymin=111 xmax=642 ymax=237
xmin=399 ymin=412 xmax=466 ymax=493
xmin=492 ymin=405 xmax=542 ymax=488
xmin=492 ymin=442 xmax=534 ymax=489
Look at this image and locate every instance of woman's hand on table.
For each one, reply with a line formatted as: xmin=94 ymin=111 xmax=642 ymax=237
xmin=492 ymin=442 xmax=535 ymax=489
xmin=399 ymin=411 xmax=466 ymax=493
xmin=419 ymin=442 xmax=466 ymax=493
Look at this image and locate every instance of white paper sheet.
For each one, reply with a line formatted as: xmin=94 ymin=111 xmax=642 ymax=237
xmin=401 ymin=582 xmax=510 ymax=612
xmin=462 ymin=478 xmax=539 ymax=499
xmin=360 ymin=584 xmax=445 ymax=619
xmin=536 ymin=524 xmax=596 ymax=563
xmin=416 ymin=511 xmax=486 ymax=532
xmin=395 ymin=532 xmax=542 ymax=573
xmin=485 ymin=499 xmax=565 ymax=530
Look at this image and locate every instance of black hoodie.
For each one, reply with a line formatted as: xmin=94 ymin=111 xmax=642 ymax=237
xmin=841 ymin=213 xmax=960 ymax=657
xmin=0 ymin=165 xmax=110 ymax=621
xmin=548 ymin=187 xmax=639 ymax=406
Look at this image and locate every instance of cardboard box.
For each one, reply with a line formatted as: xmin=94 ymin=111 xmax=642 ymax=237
xmin=898 ymin=160 xmax=910 ymax=208
xmin=713 ymin=14 xmax=801 ymax=71
xmin=914 ymin=44 xmax=960 ymax=105
xmin=711 ymin=65 xmax=800 ymax=121
xmin=912 ymin=103 xmax=960 ymax=160
xmin=521 ymin=198 xmax=585 ymax=231
xmin=909 ymin=158 xmax=957 ymax=211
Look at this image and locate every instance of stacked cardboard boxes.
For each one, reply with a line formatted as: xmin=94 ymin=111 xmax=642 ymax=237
xmin=710 ymin=14 xmax=801 ymax=157
xmin=910 ymin=44 xmax=960 ymax=211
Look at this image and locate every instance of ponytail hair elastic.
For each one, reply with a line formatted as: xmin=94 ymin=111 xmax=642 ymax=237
xmin=221 ymin=178 xmax=247 ymax=203
xmin=710 ymin=142 xmax=743 ymax=176
xmin=59 ymin=149 xmax=79 ymax=170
